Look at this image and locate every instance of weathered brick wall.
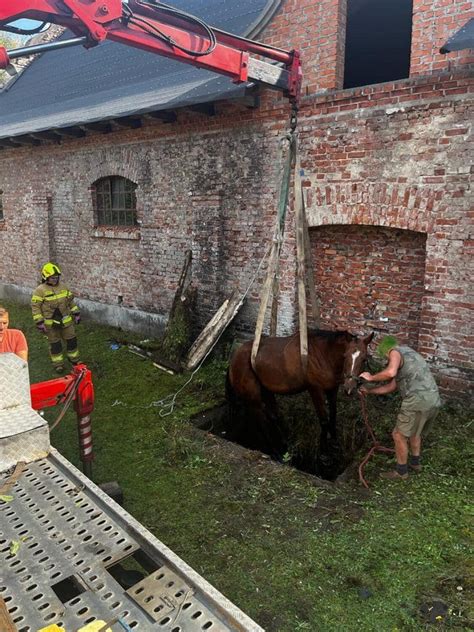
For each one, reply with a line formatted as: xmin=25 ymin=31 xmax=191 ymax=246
xmin=310 ymin=225 xmax=427 ymax=349
xmin=0 ymin=1 xmax=472 ymax=399
xmin=411 ymin=0 xmax=474 ymax=76
xmin=264 ymin=0 xmax=348 ymax=93
xmin=298 ymin=72 xmax=473 ymax=400
xmin=0 ymin=117 xmax=288 ymax=329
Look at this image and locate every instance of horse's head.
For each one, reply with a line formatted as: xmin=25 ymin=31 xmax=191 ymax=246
xmin=343 ymin=332 xmax=375 ymax=395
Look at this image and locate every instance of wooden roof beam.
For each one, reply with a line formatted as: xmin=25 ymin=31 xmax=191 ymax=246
xmin=189 ymin=103 xmax=216 ymax=116
xmin=80 ymin=122 xmax=113 ymax=134
xmin=9 ymin=136 xmax=41 ymax=146
xmin=147 ymin=110 xmax=177 ymax=123
xmin=31 ymin=131 xmax=62 ymax=142
xmin=0 ymin=139 xmax=21 ymax=148
xmin=113 ymin=117 xmax=142 ymax=129
xmin=53 ymin=127 xmax=86 ymax=138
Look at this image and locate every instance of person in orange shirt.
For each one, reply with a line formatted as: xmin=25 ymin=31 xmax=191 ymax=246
xmin=0 ymin=306 xmax=28 ymax=361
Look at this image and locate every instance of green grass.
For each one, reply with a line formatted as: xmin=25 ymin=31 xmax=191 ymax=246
xmin=4 ymin=302 xmax=473 ymax=631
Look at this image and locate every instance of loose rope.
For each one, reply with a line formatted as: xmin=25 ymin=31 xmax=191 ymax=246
xmin=48 ymin=369 xmax=85 ymax=432
xmin=358 ymin=392 xmax=394 ymax=488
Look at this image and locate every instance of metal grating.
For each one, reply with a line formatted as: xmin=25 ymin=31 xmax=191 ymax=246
xmin=0 ymin=452 xmax=263 ymax=631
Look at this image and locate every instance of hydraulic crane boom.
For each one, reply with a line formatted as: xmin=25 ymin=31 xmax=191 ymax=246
xmin=0 ymin=0 xmax=302 ymax=102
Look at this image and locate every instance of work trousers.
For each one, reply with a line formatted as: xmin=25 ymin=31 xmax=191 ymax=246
xmin=46 ymin=323 xmax=80 ymax=368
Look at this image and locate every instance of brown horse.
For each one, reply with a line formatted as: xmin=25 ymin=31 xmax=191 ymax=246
xmin=227 ymin=330 xmax=374 ymax=456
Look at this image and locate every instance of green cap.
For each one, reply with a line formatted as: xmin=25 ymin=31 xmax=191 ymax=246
xmin=376 ymin=335 xmax=399 ymax=358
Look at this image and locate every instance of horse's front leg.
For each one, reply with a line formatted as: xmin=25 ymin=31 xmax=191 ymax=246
xmin=309 ymin=387 xmax=330 ymax=452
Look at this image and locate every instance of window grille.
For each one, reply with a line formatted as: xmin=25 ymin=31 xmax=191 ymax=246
xmin=92 ymin=176 xmax=137 ymax=226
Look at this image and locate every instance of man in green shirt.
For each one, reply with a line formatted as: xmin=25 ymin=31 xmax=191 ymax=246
xmin=359 ymin=335 xmax=441 ymax=480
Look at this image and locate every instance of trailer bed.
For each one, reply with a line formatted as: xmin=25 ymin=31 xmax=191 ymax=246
xmin=0 ymin=449 xmax=262 ymax=632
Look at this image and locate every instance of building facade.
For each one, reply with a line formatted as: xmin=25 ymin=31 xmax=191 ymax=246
xmin=0 ymin=0 xmax=472 ymax=399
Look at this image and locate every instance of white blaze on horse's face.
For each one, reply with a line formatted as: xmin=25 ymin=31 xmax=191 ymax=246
xmin=344 ymin=344 xmax=364 ymax=395
xmin=351 ymin=350 xmax=361 ymax=376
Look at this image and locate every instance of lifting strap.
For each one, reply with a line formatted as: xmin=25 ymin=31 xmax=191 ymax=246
xmin=251 ymin=130 xmax=295 ymax=370
xmin=251 ymin=113 xmax=320 ymax=373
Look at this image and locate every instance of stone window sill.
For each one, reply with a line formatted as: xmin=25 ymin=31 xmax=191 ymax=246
xmin=92 ymin=226 xmax=141 ymax=240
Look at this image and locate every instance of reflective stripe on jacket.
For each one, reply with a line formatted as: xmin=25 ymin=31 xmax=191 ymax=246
xmin=31 ymin=281 xmax=80 ymax=327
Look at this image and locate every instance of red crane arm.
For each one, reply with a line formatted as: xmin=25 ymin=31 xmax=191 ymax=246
xmin=0 ymin=0 xmax=302 ymax=101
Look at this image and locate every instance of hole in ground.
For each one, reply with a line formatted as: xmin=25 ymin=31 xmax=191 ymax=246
xmin=190 ymin=393 xmax=367 ymax=481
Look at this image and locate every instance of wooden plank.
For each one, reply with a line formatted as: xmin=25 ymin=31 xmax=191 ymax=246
xmin=251 ymin=235 xmax=280 ymax=370
xmin=294 ymin=146 xmax=308 ymax=374
xmin=247 ymin=57 xmax=289 ymax=92
xmin=0 ymin=596 xmax=17 ymax=632
xmin=0 ymin=461 xmax=26 ymax=495
xmin=303 ymin=204 xmax=320 ymax=327
xmin=186 ymin=291 xmax=245 ymax=370
xmin=252 ymin=134 xmax=294 ymax=363
xmin=269 ymin=272 xmax=280 ymax=336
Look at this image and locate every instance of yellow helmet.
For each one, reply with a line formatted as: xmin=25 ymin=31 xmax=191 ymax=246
xmin=41 ymin=262 xmax=61 ymax=282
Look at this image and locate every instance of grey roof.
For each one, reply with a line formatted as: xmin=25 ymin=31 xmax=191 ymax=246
xmin=440 ymin=17 xmax=474 ymax=54
xmin=0 ymin=0 xmax=281 ymax=139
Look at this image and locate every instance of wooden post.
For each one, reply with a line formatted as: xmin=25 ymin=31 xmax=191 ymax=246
xmin=302 ymin=202 xmax=320 ymax=328
xmin=294 ymin=147 xmax=308 ymax=374
xmin=251 ymin=133 xmax=294 ymax=369
xmin=0 ymin=597 xmax=17 ymax=632
xmin=251 ymin=233 xmax=280 ymax=370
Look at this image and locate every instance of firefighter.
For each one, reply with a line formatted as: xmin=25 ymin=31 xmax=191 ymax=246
xmin=31 ymin=262 xmax=81 ymax=372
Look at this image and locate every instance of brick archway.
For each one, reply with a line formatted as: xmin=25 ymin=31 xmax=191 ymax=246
xmin=311 ymin=224 xmax=427 ymax=346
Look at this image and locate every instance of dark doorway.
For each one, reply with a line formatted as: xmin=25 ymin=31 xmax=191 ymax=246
xmin=344 ymin=0 xmax=413 ymax=89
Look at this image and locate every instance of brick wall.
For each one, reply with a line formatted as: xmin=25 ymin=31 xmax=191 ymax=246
xmin=310 ymin=225 xmax=427 ymax=348
xmin=0 ymin=1 xmax=472 ymax=399
xmin=263 ymin=0 xmax=348 ymax=93
xmin=411 ymin=0 xmax=474 ymax=76
xmin=0 ymin=117 xmax=289 ymax=330
xmin=297 ymin=72 xmax=473 ymax=400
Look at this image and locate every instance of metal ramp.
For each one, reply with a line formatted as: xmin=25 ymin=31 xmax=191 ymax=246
xmin=0 ymin=354 xmax=262 ymax=631
xmin=0 ymin=450 xmax=262 ymax=631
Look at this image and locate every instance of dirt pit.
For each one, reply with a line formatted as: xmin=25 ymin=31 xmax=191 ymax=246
xmin=190 ymin=393 xmax=368 ymax=481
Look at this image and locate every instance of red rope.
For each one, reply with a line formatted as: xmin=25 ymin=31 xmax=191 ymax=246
xmin=358 ymin=392 xmax=394 ymax=488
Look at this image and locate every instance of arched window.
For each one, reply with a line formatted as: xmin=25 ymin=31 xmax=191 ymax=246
xmin=92 ymin=176 xmax=137 ymax=226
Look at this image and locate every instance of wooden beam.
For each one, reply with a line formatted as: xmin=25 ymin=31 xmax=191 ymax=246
xmin=189 ymin=103 xmax=216 ymax=116
xmin=303 ymin=208 xmax=320 ymax=327
xmin=0 ymin=596 xmax=17 ymax=631
xmin=53 ymin=127 xmax=86 ymax=138
xmin=0 ymin=139 xmax=21 ymax=148
xmin=147 ymin=110 xmax=177 ymax=123
xmin=294 ymin=146 xmax=309 ymax=375
xmin=31 ymin=131 xmax=61 ymax=142
xmin=241 ymin=93 xmax=260 ymax=109
xmin=9 ymin=136 xmax=40 ymax=146
xmin=114 ymin=117 xmax=142 ymax=129
xmin=80 ymin=122 xmax=113 ymax=134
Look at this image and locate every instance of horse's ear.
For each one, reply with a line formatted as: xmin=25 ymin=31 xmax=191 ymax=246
xmin=364 ymin=332 xmax=375 ymax=345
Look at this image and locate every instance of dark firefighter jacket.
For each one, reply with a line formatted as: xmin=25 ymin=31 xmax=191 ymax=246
xmin=31 ymin=281 xmax=80 ymax=328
